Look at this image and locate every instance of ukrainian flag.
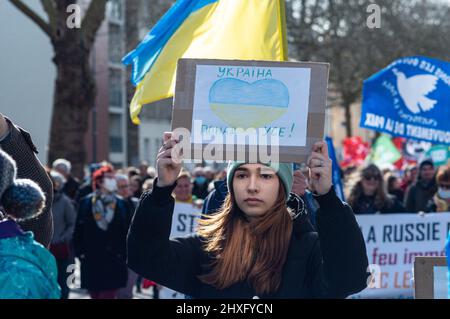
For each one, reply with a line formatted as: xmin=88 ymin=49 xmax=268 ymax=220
xmin=123 ymin=0 xmax=288 ymax=124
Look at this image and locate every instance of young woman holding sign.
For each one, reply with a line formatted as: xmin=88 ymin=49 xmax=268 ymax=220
xmin=127 ymin=132 xmax=369 ymax=298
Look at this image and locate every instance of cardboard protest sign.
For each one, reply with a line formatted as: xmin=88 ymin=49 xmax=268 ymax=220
xmin=414 ymin=257 xmax=448 ymax=299
xmin=171 ymin=59 xmax=329 ymax=164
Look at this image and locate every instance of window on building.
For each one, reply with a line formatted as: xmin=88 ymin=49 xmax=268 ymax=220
xmin=107 ymin=0 xmax=123 ymax=21
xmin=109 ymin=113 xmax=123 ymax=153
xmin=109 ymin=69 xmax=123 ymax=107
xmin=109 ymin=23 xmax=123 ymax=64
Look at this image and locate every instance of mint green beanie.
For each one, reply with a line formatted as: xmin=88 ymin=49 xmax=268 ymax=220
xmin=226 ymin=162 xmax=293 ymax=198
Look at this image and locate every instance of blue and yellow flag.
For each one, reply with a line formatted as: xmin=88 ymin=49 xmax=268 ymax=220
xmin=123 ymin=0 xmax=288 ymax=124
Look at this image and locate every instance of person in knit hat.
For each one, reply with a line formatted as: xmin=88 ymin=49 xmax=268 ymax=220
xmin=0 ymin=150 xmax=60 ymax=299
xmin=2 ymin=179 xmax=46 ymax=221
xmin=127 ymin=132 xmax=369 ymax=298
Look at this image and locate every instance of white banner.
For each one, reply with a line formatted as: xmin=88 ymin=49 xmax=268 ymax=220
xmin=170 ymin=202 xmax=202 ymax=239
xmin=351 ymin=213 xmax=450 ymax=299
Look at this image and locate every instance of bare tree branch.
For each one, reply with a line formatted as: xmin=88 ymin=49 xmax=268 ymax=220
xmin=40 ymin=0 xmax=57 ymax=36
xmin=81 ymin=0 xmax=108 ymax=50
xmin=9 ymin=0 xmax=52 ymax=38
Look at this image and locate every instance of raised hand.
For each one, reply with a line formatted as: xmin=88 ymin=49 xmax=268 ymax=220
xmin=156 ymin=132 xmax=182 ymax=188
xmin=307 ymin=141 xmax=332 ymax=196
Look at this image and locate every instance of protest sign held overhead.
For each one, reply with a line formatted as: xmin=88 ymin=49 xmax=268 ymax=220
xmin=171 ymin=58 xmax=329 ymax=164
xmin=360 ymin=56 xmax=450 ymax=145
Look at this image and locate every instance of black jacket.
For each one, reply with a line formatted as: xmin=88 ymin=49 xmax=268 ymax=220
xmin=63 ymin=175 xmax=80 ymax=201
xmin=404 ymin=179 xmax=438 ymax=212
xmin=0 ymin=117 xmax=53 ymax=246
xmin=73 ymin=194 xmax=129 ymax=290
xmin=127 ymin=181 xmax=369 ymax=298
xmin=352 ymin=194 xmax=405 ymax=214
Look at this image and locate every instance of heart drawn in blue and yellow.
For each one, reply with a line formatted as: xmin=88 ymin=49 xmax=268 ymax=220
xmin=208 ymin=78 xmax=290 ymax=129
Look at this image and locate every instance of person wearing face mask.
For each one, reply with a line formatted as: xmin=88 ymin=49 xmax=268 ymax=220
xmin=49 ymin=170 xmax=77 ymax=299
xmin=192 ymin=167 xmax=210 ymax=200
xmin=73 ymin=166 xmax=129 ymax=299
xmin=426 ymin=164 xmax=450 ymax=213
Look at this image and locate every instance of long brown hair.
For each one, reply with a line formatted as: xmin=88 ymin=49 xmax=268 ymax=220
xmin=347 ymin=164 xmax=393 ymax=210
xmin=197 ymin=179 xmax=293 ymax=295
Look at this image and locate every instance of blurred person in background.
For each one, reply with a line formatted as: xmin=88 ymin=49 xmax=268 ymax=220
xmin=142 ymin=178 xmax=154 ymax=193
xmin=127 ymin=167 xmax=140 ymax=179
xmin=173 ymin=169 xmax=195 ymax=203
xmin=73 ymin=166 xmax=128 ymax=299
xmin=192 ymin=167 xmax=209 ymax=200
xmin=130 ymin=175 xmax=144 ymax=199
xmin=52 ymin=158 xmax=80 ymax=201
xmin=115 ymin=174 xmax=139 ymax=299
xmin=404 ymin=160 xmax=437 ymax=212
xmin=139 ymin=161 xmax=150 ymax=180
xmin=49 ymin=170 xmax=77 ymax=299
xmin=385 ymin=173 xmax=404 ymax=203
xmin=426 ymin=164 xmax=450 ymax=212
xmin=116 ymin=174 xmax=138 ymax=223
xmin=204 ymin=166 xmax=215 ymax=184
xmin=146 ymin=167 xmax=156 ymax=180
xmin=400 ymin=164 xmax=418 ymax=193
xmin=347 ymin=164 xmax=404 ymax=214
xmin=75 ymin=162 xmax=103 ymax=205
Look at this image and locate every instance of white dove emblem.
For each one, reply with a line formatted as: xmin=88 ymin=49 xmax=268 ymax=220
xmin=392 ymin=68 xmax=439 ymax=114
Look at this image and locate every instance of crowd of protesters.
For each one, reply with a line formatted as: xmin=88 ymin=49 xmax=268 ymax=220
xmin=1 ymin=112 xmax=450 ymax=299
xmin=345 ymin=159 xmax=450 ymax=214
xmin=39 ymin=152 xmax=450 ymax=298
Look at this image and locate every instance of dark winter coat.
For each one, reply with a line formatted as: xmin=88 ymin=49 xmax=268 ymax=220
xmin=73 ymin=194 xmax=129 ymax=290
xmin=0 ymin=117 xmax=53 ymax=246
xmin=127 ymin=181 xmax=369 ymax=299
xmin=404 ymin=179 xmax=438 ymax=212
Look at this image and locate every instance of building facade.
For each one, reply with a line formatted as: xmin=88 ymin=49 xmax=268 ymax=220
xmin=84 ymin=0 xmax=128 ymax=167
